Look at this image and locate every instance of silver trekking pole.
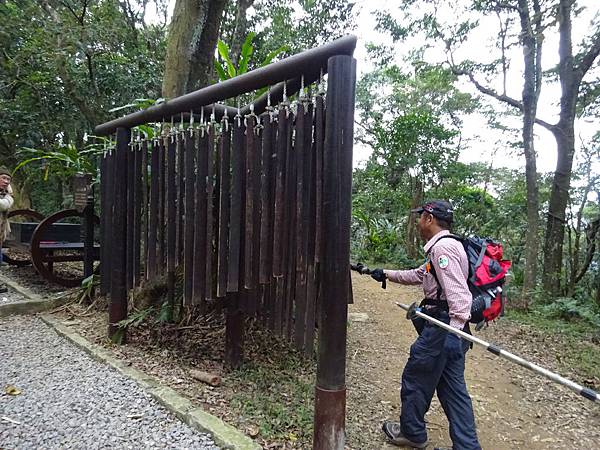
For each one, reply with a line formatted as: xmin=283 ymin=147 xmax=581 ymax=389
xmin=396 ymin=302 xmax=599 ymax=403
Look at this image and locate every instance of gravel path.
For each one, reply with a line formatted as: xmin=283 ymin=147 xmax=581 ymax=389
xmin=0 ymin=316 xmax=220 ymax=450
xmin=0 ymin=282 xmax=28 ymax=305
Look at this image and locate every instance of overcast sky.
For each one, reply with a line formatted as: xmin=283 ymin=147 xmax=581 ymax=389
xmin=351 ymin=0 xmax=600 ymax=174
xmin=151 ymin=0 xmax=599 ymax=174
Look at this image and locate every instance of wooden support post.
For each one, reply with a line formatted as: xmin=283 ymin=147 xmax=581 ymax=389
xmin=313 ymin=55 xmax=356 ymax=450
xmin=108 ymin=127 xmax=130 ymax=341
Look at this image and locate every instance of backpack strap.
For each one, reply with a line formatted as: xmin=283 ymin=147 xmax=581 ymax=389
xmin=426 ymin=234 xmax=463 ymax=301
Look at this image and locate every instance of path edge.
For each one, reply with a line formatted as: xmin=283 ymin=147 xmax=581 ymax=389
xmin=40 ymin=314 xmax=261 ymax=450
xmin=0 ymin=273 xmax=71 ymax=317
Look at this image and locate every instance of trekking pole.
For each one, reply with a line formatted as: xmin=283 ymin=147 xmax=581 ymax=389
xmin=350 ymin=262 xmax=386 ymax=289
xmin=395 ymin=301 xmax=599 ymax=403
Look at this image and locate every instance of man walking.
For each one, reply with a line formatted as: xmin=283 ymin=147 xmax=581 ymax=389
xmin=371 ymin=200 xmax=481 ymax=450
xmin=0 ymin=167 xmax=14 ymax=293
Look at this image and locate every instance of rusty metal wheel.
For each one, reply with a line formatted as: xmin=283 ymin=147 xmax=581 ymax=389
xmin=3 ymin=209 xmax=46 ymax=267
xmin=30 ymin=209 xmax=100 ymax=287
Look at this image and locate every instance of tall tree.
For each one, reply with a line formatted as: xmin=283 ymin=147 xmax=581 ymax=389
xmin=376 ymin=0 xmax=599 ymax=298
xmin=162 ymin=0 xmax=228 ymax=97
xmin=541 ymin=0 xmax=600 ymax=293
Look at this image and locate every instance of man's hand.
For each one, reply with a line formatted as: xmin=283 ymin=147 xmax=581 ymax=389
xmin=370 ymin=268 xmax=386 ymax=283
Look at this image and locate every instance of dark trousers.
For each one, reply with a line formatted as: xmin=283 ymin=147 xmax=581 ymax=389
xmin=400 ymin=313 xmax=481 ymax=450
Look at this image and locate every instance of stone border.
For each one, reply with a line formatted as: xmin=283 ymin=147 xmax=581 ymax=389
xmin=0 ymin=273 xmax=71 ymax=317
xmin=40 ymin=314 xmax=261 ymax=450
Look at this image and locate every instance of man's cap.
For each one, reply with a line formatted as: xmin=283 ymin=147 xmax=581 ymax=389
xmin=411 ymin=200 xmax=454 ymax=223
xmin=0 ymin=167 xmax=12 ymax=178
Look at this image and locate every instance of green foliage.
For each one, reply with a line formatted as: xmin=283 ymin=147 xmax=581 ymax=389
xmin=539 ymin=297 xmax=600 ymax=328
xmin=111 ymin=302 xmax=171 ymax=344
xmin=222 ymin=0 xmax=356 ymax=74
xmin=214 ymin=33 xmax=288 ymax=82
xmin=228 ymin=333 xmax=315 ymax=443
xmin=15 ymin=141 xmax=105 ymax=180
xmin=75 ymin=274 xmax=99 ymax=304
xmin=0 ymin=0 xmax=165 ymax=167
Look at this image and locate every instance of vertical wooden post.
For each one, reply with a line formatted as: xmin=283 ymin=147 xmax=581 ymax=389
xmin=313 ymin=55 xmax=356 ymax=450
xmin=108 ymin=127 xmax=130 ymax=340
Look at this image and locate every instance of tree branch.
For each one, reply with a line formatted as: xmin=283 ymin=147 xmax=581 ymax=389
xmin=575 ymin=27 xmax=600 ymax=84
xmin=451 ymin=66 xmax=556 ymax=132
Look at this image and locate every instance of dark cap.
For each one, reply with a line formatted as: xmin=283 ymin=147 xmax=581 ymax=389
xmin=411 ymin=200 xmax=454 ymax=223
xmin=0 ymin=167 xmax=12 ymax=178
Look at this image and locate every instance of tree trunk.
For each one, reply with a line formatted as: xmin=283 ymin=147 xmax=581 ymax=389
xmin=541 ymin=0 xmax=600 ymax=296
xmin=406 ymin=178 xmax=422 ymax=259
xmin=162 ymin=0 xmax=227 ymax=98
xmin=518 ymin=0 xmax=541 ymax=302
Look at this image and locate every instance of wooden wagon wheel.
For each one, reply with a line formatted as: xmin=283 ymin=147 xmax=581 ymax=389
xmin=3 ymin=209 xmax=46 ymax=267
xmin=30 ymin=209 xmax=100 ymax=288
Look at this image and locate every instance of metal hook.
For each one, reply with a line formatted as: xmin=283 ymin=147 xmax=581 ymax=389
xmin=235 ymin=99 xmax=242 ymax=127
xmin=222 ymin=108 xmax=229 ymax=132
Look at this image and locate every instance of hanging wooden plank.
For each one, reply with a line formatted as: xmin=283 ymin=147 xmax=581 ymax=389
xmin=217 ymin=121 xmax=231 ymax=298
xmin=141 ymin=140 xmax=149 ymax=281
xmin=126 ymin=141 xmax=135 ymax=290
xmin=166 ymin=132 xmax=177 ymax=316
xmin=283 ymin=109 xmax=296 ymax=340
xmin=314 ymin=94 xmax=325 ymax=265
xmin=293 ymin=102 xmax=308 ymax=350
xmin=305 ymin=100 xmax=318 ymax=354
xmin=133 ymin=139 xmax=143 ymax=287
xmin=243 ymin=114 xmax=258 ymax=291
xmin=206 ymin=123 xmax=217 ymax=301
xmin=272 ymin=107 xmax=289 ymax=277
xmin=192 ymin=126 xmax=208 ymax=308
xmin=157 ymin=138 xmax=166 ymax=275
xmin=259 ymin=114 xmax=276 ymax=284
xmin=227 ymin=117 xmax=245 ymax=292
xmin=99 ymin=154 xmax=106 ymax=292
xmin=147 ymin=139 xmax=159 ymax=280
xmin=183 ymin=128 xmax=197 ymax=306
xmin=177 ymin=129 xmax=185 ymax=265
xmin=106 ymin=147 xmax=116 ymax=292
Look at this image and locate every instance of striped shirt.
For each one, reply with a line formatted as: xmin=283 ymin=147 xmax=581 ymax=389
xmin=385 ymin=230 xmax=472 ymax=329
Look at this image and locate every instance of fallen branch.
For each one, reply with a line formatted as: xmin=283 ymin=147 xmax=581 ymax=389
xmin=190 ymin=369 xmax=221 ymax=387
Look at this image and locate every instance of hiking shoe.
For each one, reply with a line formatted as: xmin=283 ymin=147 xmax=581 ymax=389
xmin=382 ymin=421 xmax=428 ymax=448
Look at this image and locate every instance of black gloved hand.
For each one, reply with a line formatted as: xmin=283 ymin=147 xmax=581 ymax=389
xmin=370 ymin=268 xmax=386 ymax=282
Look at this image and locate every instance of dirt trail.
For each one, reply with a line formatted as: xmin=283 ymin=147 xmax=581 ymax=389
xmin=345 ymin=273 xmax=600 ymax=450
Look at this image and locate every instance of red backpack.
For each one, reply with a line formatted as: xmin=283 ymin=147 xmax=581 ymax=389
xmin=430 ymin=235 xmax=512 ymax=330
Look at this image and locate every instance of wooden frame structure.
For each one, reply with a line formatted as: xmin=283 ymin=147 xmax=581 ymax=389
xmin=94 ymin=35 xmax=357 ymax=449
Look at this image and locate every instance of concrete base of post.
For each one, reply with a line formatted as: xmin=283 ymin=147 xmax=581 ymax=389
xmin=313 ymin=386 xmax=346 ymax=450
